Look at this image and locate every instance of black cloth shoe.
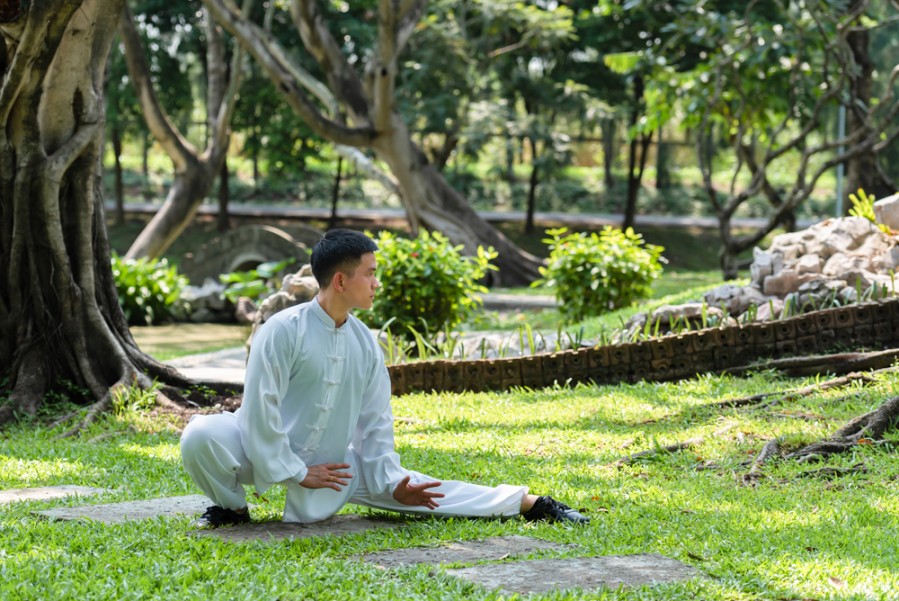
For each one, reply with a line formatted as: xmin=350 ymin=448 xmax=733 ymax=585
xmin=522 ymin=496 xmax=590 ymax=525
xmin=193 ymin=505 xmax=250 ymax=529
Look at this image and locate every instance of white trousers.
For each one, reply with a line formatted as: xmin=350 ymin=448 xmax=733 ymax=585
xmin=180 ymin=412 xmax=527 ymax=523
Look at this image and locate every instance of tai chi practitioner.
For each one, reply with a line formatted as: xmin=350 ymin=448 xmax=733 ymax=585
xmin=180 ymin=229 xmax=588 ymax=527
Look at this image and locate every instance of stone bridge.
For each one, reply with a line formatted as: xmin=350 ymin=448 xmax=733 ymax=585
xmin=179 ymin=224 xmax=322 ymax=283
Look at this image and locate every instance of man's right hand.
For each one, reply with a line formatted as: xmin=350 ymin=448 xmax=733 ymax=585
xmin=300 ymin=463 xmax=353 ymax=491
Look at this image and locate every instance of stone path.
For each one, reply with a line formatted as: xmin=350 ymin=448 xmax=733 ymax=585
xmin=446 ymin=553 xmax=704 ymax=596
xmin=9 ymin=487 xmax=704 ymax=593
xmin=193 ymin=514 xmax=403 ymax=542
xmin=358 ymin=535 xmax=575 ymax=568
xmin=34 ymin=493 xmax=210 ymax=524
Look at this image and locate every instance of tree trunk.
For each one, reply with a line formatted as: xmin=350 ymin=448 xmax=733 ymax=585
xmin=525 ymin=136 xmax=539 ymax=235
xmin=329 ymin=156 xmax=342 ymax=230
xmin=111 ymin=123 xmax=126 ymax=225
xmin=0 ymin=0 xmax=193 ymax=423
xmin=843 ymin=8 xmax=895 ymax=204
xmin=201 ymin=0 xmax=542 ymax=286
xmin=119 ymin=4 xmax=244 ymax=259
xmin=372 ymin=119 xmax=542 ymax=285
xmin=505 ymin=134 xmax=516 ymax=183
xmin=655 ymin=127 xmax=671 ymax=190
xmin=141 ymin=131 xmax=150 ymax=192
xmin=623 ymin=75 xmax=651 ymax=231
xmin=217 ymin=157 xmax=231 ymax=232
xmin=432 ymin=133 xmax=458 ymax=172
xmin=601 ymin=118 xmax=616 ymax=190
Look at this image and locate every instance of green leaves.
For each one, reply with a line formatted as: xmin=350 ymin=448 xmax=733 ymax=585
xmin=362 ymin=230 xmax=497 ymax=345
xmin=536 ymin=226 xmax=666 ymax=324
xmin=111 ymin=254 xmax=188 ymax=326
xmin=603 ymin=51 xmax=642 ymax=75
xmin=219 ymin=258 xmax=296 ymax=303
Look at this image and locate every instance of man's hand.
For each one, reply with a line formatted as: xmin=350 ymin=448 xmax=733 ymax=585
xmin=300 ymin=463 xmax=353 ymax=492
xmin=392 ymin=475 xmax=445 ymax=510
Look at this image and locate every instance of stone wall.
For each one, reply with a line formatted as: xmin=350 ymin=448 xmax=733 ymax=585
xmin=387 ymin=297 xmax=899 ymax=396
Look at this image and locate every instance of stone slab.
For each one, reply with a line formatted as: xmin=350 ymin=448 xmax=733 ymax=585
xmin=193 ymin=514 xmax=404 ymax=542
xmin=359 ymin=535 xmax=576 ymax=568
xmin=33 ymin=494 xmax=211 ymax=523
xmin=0 ymin=485 xmax=108 ymax=504
xmin=446 ymin=553 xmax=704 ymax=595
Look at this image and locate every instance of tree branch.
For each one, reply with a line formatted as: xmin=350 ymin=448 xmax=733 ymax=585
xmin=206 ymin=0 xmax=251 ymax=160
xmin=118 ymin=4 xmax=195 ymax=171
xmin=290 ymin=0 xmax=371 ymax=124
xmin=202 ymin=0 xmax=374 ymax=146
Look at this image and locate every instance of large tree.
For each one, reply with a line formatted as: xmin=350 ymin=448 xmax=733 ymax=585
xmin=200 ymin=0 xmax=543 ymax=285
xmin=0 ymin=0 xmax=210 ymax=425
xmin=628 ymin=0 xmax=899 ymax=278
xmin=120 ymin=1 xmax=246 ymax=259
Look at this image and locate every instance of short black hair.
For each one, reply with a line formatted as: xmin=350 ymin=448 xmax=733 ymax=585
xmin=310 ymin=229 xmax=379 ymax=287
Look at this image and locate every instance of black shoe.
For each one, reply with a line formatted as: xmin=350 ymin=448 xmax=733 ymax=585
xmin=522 ymin=496 xmax=590 ymax=525
xmin=193 ymin=505 xmax=250 ymax=529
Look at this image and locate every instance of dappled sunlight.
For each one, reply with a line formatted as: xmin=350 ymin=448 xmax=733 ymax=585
xmin=754 ymin=555 xmax=899 ymax=600
xmin=0 ymin=456 xmax=102 ymax=486
xmin=118 ymin=442 xmax=181 ymax=462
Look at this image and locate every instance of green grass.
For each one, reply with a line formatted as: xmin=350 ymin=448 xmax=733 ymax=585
xmin=2 ymin=369 xmax=899 ymax=600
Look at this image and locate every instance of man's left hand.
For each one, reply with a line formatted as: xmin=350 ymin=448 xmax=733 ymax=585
xmin=392 ymin=476 xmax=445 ymax=510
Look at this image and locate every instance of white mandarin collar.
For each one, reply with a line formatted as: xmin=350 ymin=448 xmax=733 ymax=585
xmin=310 ymin=297 xmax=345 ymax=331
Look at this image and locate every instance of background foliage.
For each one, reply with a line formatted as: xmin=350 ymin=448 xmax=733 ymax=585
xmin=537 ymin=226 xmax=666 ymax=323
xmin=361 ymin=230 xmax=497 ymax=341
xmin=111 ymin=254 xmax=188 ymax=326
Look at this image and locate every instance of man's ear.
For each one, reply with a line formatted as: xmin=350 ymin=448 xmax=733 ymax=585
xmin=332 ymin=271 xmax=345 ymax=291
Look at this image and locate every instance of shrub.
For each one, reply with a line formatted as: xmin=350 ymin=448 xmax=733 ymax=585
xmin=111 ymin=254 xmax=188 ymax=326
xmin=363 ymin=230 xmax=497 ymax=340
xmin=219 ymin=258 xmax=296 ymax=303
xmin=537 ymin=226 xmax=666 ymax=323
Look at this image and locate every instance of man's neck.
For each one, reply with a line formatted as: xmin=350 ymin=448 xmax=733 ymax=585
xmin=316 ymin=292 xmax=350 ymax=327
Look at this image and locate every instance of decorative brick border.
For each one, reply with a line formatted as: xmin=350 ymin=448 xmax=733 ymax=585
xmin=387 ymin=298 xmax=899 ymax=396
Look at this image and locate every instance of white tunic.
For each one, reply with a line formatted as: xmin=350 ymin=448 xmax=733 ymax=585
xmin=236 ymin=297 xmax=406 ymax=521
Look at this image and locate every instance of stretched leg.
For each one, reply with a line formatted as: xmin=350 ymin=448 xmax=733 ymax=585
xmin=180 ymin=412 xmax=253 ymax=511
xmin=350 ymin=468 xmax=527 ymax=519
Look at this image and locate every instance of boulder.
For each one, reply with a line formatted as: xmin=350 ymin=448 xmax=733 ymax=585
xmin=873 ymin=193 xmax=899 ymax=231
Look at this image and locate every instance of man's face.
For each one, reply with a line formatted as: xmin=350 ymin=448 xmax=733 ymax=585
xmin=342 ymin=252 xmax=380 ymax=310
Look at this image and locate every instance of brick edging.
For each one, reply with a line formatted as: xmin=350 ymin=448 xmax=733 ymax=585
xmin=387 ymin=298 xmax=899 ymax=396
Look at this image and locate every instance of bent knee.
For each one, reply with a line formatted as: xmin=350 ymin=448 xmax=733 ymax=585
xmin=180 ymin=414 xmax=231 ymax=457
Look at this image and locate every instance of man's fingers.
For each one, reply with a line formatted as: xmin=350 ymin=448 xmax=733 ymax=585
xmin=412 ymin=480 xmax=442 ymax=491
xmin=323 ymin=463 xmax=351 ymax=471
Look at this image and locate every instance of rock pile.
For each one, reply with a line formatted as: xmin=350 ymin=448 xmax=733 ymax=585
xmin=246 ymin=264 xmax=319 ymax=343
xmin=621 ymin=208 xmax=899 ymax=340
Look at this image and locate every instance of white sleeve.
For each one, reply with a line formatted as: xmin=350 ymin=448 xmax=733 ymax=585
xmin=237 ymin=320 xmax=307 ymax=493
xmin=353 ymin=361 xmax=406 ymax=501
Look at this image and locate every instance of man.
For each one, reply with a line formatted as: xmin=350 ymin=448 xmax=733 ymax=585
xmin=180 ymin=229 xmax=588 ymax=527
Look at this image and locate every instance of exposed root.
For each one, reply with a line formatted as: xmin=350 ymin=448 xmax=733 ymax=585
xmin=786 ymin=395 xmax=899 ymax=462
xmin=0 ymin=404 xmax=16 ymax=426
xmin=797 ymin=462 xmax=867 ymax=479
xmin=714 ymin=370 xmax=880 ymax=410
xmin=58 ymin=390 xmax=114 ymax=438
xmin=47 ymin=409 xmax=82 ymax=429
xmin=727 ymin=350 xmax=899 ymax=378
xmin=612 ymin=423 xmax=735 ymax=466
xmin=740 ymin=438 xmax=781 ymax=485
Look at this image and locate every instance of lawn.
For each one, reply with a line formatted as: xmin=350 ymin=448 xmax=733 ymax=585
xmin=2 ymin=361 xmax=898 ymax=599
xmin=8 ymin=211 xmax=895 ymax=599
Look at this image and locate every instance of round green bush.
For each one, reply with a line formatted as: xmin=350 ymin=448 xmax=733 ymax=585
xmin=363 ymin=230 xmax=497 ymax=339
xmin=537 ymin=226 xmax=666 ymax=323
xmin=111 ymin=254 xmax=189 ymax=326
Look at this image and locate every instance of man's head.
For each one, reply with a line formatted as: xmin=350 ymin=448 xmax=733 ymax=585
xmin=310 ymin=229 xmax=379 ymax=289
